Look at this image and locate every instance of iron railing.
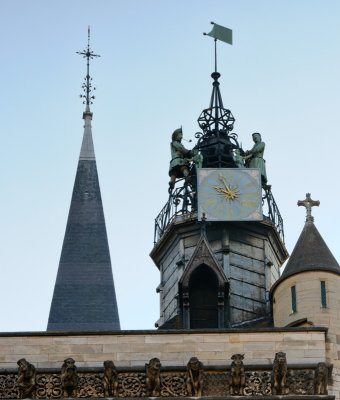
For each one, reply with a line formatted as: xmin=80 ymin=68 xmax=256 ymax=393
xmin=154 ymin=183 xmax=284 ymax=245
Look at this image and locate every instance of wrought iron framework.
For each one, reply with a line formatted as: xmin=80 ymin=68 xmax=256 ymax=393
xmin=154 ymin=70 xmax=285 ymax=245
xmin=263 ymin=187 xmax=284 ymax=241
xmin=154 ymin=184 xmax=284 ymax=244
xmin=154 ymin=177 xmax=196 ymax=244
xmin=195 ymin=72 xmax=239 ymax=169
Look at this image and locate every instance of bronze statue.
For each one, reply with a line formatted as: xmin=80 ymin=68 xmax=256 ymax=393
xmin=103 ymin=360 xmax=118 ymax=397
xmin=168 ymin=127 xmax=202 ymax=189
xmin=243 ymin=133 xmax=267 ymax=185
xmin=228 ymin=354 xmax=245 ymax=395
xmin=233 ymin=149 xmax=244 ymax=168
xmin=17 ymin=358 xmax=36 ymax=398
xmin=145 ymin=357 xmax=161 ymax=396
xmin=314 ymin=362 xmax=328 ymax=395
xmin=186 ymin=357 xmax=203 ymax=397
xmin=61 ymin=358 xmax=78 ymax=397
xmin=272 ymin=352 xmax=287 ymax=395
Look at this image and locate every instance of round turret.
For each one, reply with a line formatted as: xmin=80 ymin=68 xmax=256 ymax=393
xmin=271 ymin=194 xmax=340 ymax=328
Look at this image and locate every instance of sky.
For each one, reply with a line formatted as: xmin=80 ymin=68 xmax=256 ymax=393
xmin=1 ymin=0 xmax=340 ymax=332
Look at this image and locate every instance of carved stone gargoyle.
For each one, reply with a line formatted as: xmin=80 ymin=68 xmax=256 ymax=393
xmin=272 ymin=352 xmax=287 ymax=395
xmin=145 ymin=357 xmax=161 ymax=396
xmin=314 ymin=362 xmax=328 ymax=395
xmin=17 ymin=358 xmax=36 ymax=399
xmin=61 ymin=358 xmax=77 ymax=397
xmin=186 ymin=357 xmax=203 ymax=397
xmin=103 ymin=360 xmax=118 ymax=397
xmin=228 ymin=354 xmax=245 ymax=395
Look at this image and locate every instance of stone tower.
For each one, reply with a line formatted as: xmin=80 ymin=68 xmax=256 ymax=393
xmin=151 ymin=71 xmax=287 ymax=329
xmin=47 ymin=32 xmax=120 ymax=331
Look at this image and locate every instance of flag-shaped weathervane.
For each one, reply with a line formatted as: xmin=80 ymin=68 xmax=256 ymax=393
xmin=204 ymin=22 xmax=232 ymax=45
xmin=204 ymin=22 xmax=232 ymax=72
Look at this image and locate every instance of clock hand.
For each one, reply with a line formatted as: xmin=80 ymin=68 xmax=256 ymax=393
xmin=213 ymin=186 xmax=226 ymax=194
xmin=213 ymin=186 xmax=234 ymax=201
xmin=219 ymin=174 xmax=231 ymax=192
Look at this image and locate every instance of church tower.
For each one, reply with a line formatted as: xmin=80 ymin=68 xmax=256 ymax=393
xmin=151 ymin=24 xmax=287 ymax=329
xmin=47 ymin=30 xmax=120 ymax=331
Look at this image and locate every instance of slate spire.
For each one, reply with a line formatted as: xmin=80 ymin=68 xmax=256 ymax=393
xmin=47 ymin=29 xmax=120 ymax=331
xmin=282 ymin=194 xmax=339 ymax=278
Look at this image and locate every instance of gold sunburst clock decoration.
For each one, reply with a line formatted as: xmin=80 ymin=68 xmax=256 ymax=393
xmin=197 ymin=168 xmax=262 ymax=221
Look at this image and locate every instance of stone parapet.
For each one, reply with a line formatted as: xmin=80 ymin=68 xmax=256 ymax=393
xmin=0 ymin=329 xmax=326 ymax=369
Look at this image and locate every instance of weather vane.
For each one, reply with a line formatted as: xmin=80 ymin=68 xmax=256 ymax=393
xmin=76 ymin=26 xmax=100 ymax=107
xmin=204 ymin=22 xmax=232 ymax=73
xmin=198 ymin=22 xmax=235 ymax=135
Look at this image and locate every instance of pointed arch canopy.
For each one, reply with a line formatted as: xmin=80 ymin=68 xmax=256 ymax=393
xmin=179 ymin=235 xmax=229 ymax=329
xmin=179 ymin=235 xmax=228 ymax=289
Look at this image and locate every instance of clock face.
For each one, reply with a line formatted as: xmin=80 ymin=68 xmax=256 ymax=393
xmin=197 ymin=168 xmax=263 ymax=221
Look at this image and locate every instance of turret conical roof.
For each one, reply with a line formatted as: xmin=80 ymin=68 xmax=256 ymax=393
xmin=282 ymin=219 xmax=340 ymax=278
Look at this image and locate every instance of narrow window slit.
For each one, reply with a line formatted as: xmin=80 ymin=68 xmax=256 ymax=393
xmin=291 ymin=285 xmax=297 ymax=313
xmin=321 ymin=281 xmax=327 ymax=308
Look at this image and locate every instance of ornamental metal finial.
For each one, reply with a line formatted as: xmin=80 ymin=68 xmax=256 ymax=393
xmin=297 ymin=193 xmax=320 ymax=222
xmin=76 ymin=26 xmax=100 ymax=108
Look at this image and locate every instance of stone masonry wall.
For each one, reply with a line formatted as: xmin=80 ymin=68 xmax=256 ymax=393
xmin=0 ymin=329 xmax=326 ymax=369
xmin=272 ymin=271 xmax=340 ymax=398
xmin=152 ymin=218 xmax=286 ymax=328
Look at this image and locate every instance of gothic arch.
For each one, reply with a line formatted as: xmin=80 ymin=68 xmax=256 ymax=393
xmin=189 ymin=263 xmax=219 ymax=328
xmin=179 ymin=235 xmax=229 ymax=328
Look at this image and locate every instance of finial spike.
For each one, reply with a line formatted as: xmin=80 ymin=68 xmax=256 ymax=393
xmin=297 ymin=193 xmax=320 ymax=222
xmin=77 ymin=27 xmax=100 ymax=110
xmin=200 ymin=213 xmax=207 ymax=236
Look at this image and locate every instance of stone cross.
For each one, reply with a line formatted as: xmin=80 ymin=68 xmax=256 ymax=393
xmin=297 ymin=193 xmax=320 ymax=222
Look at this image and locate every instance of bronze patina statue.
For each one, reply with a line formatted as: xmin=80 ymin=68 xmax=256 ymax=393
xmin=169 ymin=128 xmax=202 ymax=189
xmin=243 ymin=133 xmax=267 ymax=185
xmin=233 ymin=148 xmax=244 ymax=168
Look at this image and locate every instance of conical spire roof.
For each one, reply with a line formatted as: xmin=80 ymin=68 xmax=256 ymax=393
xmin=282 ymin=194 xmax=339 ymax=279
xmin=47 ymin=107 xmax=120 ymax=331
xmin=282 ymin=219 xmax=339 ymax=277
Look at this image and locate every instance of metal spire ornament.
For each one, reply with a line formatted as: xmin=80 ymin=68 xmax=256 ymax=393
xmin=200 ymin=22 xmax=235 ymax=136
xmin=76 ymin=26 xmax=100 ymax=109
xmin=195 ymin=22 xmax=237 ymax=169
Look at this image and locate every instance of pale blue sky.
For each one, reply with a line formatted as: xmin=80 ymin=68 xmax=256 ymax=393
xmin=1 ymin=0 xmax=340 ymax=331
